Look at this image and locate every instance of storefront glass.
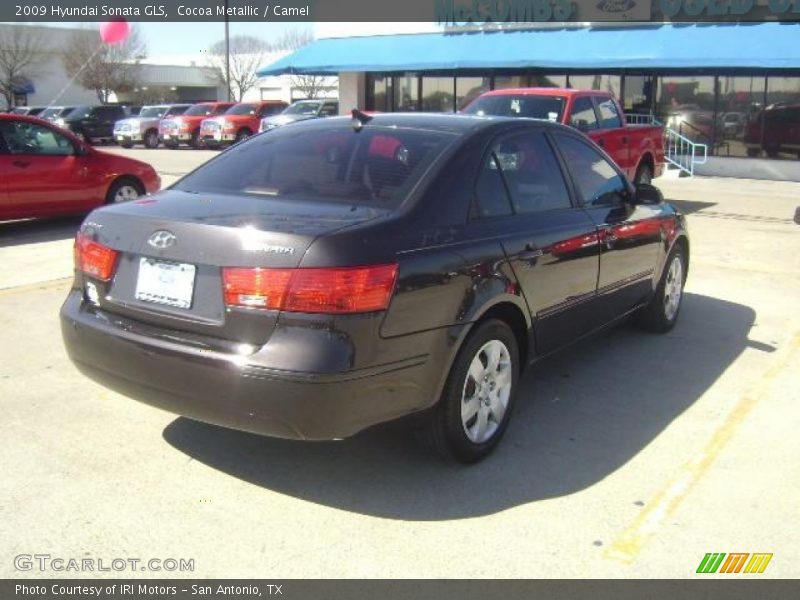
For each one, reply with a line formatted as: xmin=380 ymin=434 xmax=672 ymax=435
xmin=656 ymin=76 xmax=716 ymax=145
xmin=715 ymin=76 xmax=766 ymax=158
xmin=568 ymin=75 xmax=621 ymax=99
xmin=623 ymin=75 xmax=654 ymax=114
xmin=393 ymin=74 xmax=419 ymax=111
xmin=456 ymin=77 xmax=490 ymax=110
xmin=493 ymin=74 xmax=567 ymax=89
xmin=368 ymin=75 xmax=391 ymax=112
xmin=421 ymin=77 xmax=455 ymax=112
xmin=758 ymin=77 xmax=800 ymax=160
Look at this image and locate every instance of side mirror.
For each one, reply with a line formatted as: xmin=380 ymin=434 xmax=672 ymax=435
xmin=634 ymin=182 xmax=664 ymax=205
xmin=73 ymin=142 xmax=90 ymax=157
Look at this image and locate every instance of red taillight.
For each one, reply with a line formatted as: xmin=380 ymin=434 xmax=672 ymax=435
xmin=222 ymin=264 xmax=398 ymax=314
xmin=74 ymin=233 xmax=119 ymax=281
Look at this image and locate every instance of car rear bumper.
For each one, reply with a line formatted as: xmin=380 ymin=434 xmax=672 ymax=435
xmin=60 ymin=290 xmax=436 ymax=440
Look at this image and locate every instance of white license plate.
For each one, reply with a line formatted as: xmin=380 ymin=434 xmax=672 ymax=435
xmin=162 ymin=133 xmax=171 ymax=139
xmin=116 ymin=135 xmax=125 ymax=140
xmin=135 ymin=258 xmax=196 ymax=309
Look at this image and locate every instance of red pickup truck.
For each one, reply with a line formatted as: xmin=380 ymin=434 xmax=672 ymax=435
xmin=199 ymin=100 xmax=287 ymax=148
xmin=464 ymin=88 xmax=664 ymax=184
xmin=159 ymin=101 xmax=234 ymax=149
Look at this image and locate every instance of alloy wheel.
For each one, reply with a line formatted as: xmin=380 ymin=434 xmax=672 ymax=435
xmin=663 ymin=255 xmax=683 ymax=321
xmin=460 ymin=339 xmax=512 ymax=444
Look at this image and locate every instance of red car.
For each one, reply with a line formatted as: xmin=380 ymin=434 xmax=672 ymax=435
xmin=464 ymin=88 xmax=665 ymax=184
xmin=159 ymin=101 xmax=235 ymax=149
xmin=199 ymin=101 xmax=287 ymax=148
xmin=0 ymin=114 xmax=160 ymax=220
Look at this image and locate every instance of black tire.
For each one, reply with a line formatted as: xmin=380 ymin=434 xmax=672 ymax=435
xmin=143 ymin=129 xmax=159 ymax=149
xmin=119 ymin=142 xmax=133 ymax=149
xmin=190 ymin=131 xmax=201 ymax=149
xmin=634 ymin=162 xmax=653 ymax=185
xmin=163 ymin=141 xmax=178 ymax=149
xmin=429 ymin=319 xmax=520 ymax=464
xmin=746 ymin=148 xmax=760 ymax=158
xmin=105 ymin=177 xmax=144 ymax=205
xmin=765 ymin=147 xmax=780 ymax=159
xmin=235 ymin=129 xmax=252 ymax=143
xmin=637 ymin=244 xmax=687 ymax=333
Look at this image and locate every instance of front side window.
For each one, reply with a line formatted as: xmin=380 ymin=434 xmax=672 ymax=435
xmin=259 ymin=104 xmax=285 ymax=117
xmin=225 ymin=104 xmax=258 ymax=116
xmin=285 ymin=101 xmax=322 ymax=116
xmin=174 ymin=125 xmax=455 ymax=209
xmin=0 ymin=121 xmax=74 ymax=156
xmin=139 ymin=106 xmax=168 ymax=119
xmin=569 ymin=97 xmax=599 ymax=131
xmin=552 ymin=133 xmax=626 ymax=206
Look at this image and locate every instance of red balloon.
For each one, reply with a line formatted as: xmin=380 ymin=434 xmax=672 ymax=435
xmin=99 ymin=20 xmax=130 ymax=45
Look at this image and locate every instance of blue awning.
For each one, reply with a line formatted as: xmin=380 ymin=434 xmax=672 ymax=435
xmin=258 ymin=23 xmax=800 ymax=76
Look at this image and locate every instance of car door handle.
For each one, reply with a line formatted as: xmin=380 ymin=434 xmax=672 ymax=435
xmin=12 ymin=160 xmax=30 ymax=168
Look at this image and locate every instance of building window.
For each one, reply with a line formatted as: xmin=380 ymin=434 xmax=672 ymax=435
xmin=622 ymin=75 xmax=654 ymax=115
xmin=456 ymin=77 xmax=490 ymax=111
xmin=366 ymin=75 xmax=392 ymax=112
xmin=657 ymin=76 xmax=716 ymax=144
xmin=421 ymin=77 xmax=455 ymax=112
xmin=568 ymin=75 xmax=621 ymax=99
xmin=715 ymin=76 xmax=766 ymax=158
xmin=754 ymin=77 xmax=800 ymax=161
xmin=493 ymin=74 xmax=567 ymax=90
xmin=393 ymin=74 xmax=419 ymax=111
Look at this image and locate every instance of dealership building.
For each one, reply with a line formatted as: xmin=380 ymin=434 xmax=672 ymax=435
xmin=259 ymin=21 xmax=800 ymax=172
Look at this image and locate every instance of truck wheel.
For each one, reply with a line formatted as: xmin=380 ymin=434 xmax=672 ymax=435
xmin=634 ymin=163 xmax=653 ymax=185
xmin=746 ymin=148 xmax=760 ymax=158
xmin=235 ymin=129 xmax=252 ymax=143
xmin=190 ymin=131 xmax=200 ymax=149
xmin=429 ymin=319 xmax=520 ymax=464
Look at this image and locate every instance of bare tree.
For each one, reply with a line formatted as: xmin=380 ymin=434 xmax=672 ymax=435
xmin=271 ymin=29 xmax=331 ymax=100
xmin=62 ymin=26 xmax=146 ymax=104
xmin=206 ymin=36 xmax=270 ymax=101
xmin=0 ymin=26 xmax=47 ymax=109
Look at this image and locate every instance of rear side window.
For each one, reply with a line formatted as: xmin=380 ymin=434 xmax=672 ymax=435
xmin=595 ymin=98 xmax=622 ymax=128
xmin=569 ymin=97 xmax=599 ymax=131
xmin=259 ymin=104 xmax=285 ymax=118
xmin=474 ymin=154 xmax=513 ymax=218
xmin=552 ymin=133 xmax=627 ymax=206
xmin=174 ymin=125 xmax=455 ymax=208
xmin=488 ymin=132 xmax=571 ymax=213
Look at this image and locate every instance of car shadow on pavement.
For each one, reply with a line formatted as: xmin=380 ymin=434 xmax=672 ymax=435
xmin=0 ymin=216 xmax=83 ymax=247
xmin=163 ymin=292 xmax=756 ymax=521
xmin=665 ymin=199 xmax=717 ymax=215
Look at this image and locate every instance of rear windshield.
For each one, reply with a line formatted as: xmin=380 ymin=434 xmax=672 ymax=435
xmin=184 ymin=104 xmax=215 ymax=116
xmin=464 ymin=95 xmax=566 ymax=122
xmin=225 ymin=103 xmax=258 ymax=116
xmin=284 ymin=101 xmax=321 ymax=116
xmin=174 ymin=124 xmax=455 ymax=208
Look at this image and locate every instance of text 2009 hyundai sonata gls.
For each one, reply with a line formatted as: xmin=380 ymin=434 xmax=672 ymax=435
xmin=61 ymin=113 xmax=688 ymax=463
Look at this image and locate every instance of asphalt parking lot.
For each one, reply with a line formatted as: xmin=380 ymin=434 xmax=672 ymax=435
xmin=2 ymin=148 xmax=799 ymax=578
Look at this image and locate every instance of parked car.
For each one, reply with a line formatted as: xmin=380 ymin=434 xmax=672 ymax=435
xmin=113 ymin=104 xmax=192 ymax=149
xmin=743 ymin=103 xmax=800 ymax=158
xmin=199 ymin=101 xmax=287 ymax=148
xmin=60 ymin=113 xmax=688 ymax=463
xmin=59 ymin=105 xmax=134 ymax=144
xmin=10 ymin=106 xmax=46 ymax=116
xmin=39 ymin=106 xmax=76 ymax=123
xmin=159 ymin=101 xmax=235 ymax=149
xmin=259 ymin=99 xmax=339 ymax=132
xmin=665 ymin=106 xmax=714 ymax=144
xmin=717 ymin=111 xmax=746 ymax=139
xmin=464 ymin=88 xmax=665 ymax=184
xmin=0 ymin=114 xmax=160 ymax=220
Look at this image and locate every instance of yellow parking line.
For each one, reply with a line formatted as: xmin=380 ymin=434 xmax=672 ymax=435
xmin=0 ymin=277 xmax=72 ymax=297
xmin=605 ymin=331 xmax=800 ymax=565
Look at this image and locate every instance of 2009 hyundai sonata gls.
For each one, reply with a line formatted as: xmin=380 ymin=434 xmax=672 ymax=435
xmin=61 ymin=113 xmax=688 ymax=463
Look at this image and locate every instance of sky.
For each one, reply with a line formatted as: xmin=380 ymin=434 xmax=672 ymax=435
xmin=37 ymin=22 xmax=439 ymax=59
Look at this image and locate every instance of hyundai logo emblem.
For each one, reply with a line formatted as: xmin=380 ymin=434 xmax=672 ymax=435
xmin=147 ymin=230 xmax=176 ymax=249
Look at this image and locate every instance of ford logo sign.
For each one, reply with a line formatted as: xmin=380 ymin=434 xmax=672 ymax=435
xmin=147 ymin=230 xmax=176 ymax=249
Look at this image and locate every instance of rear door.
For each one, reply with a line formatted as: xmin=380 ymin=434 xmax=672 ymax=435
xmin=552 ymin=132 xmax=662 ymax=323
xmin=473 ymin=128 xmax=601 ymax=354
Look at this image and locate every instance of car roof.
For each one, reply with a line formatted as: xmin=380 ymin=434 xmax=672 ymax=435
xmin=480 ymin=87 xmax=611 ymax=98
xmin=299 ymin=112 xmax=566 ymax=135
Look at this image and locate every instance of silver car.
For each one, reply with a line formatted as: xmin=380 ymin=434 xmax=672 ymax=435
xmin=114 ymin=104 xmax=191 ymax=149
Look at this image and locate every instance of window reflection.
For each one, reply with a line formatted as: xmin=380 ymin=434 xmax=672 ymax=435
xmin=421 ymin=77 xmax=454 ymax=112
